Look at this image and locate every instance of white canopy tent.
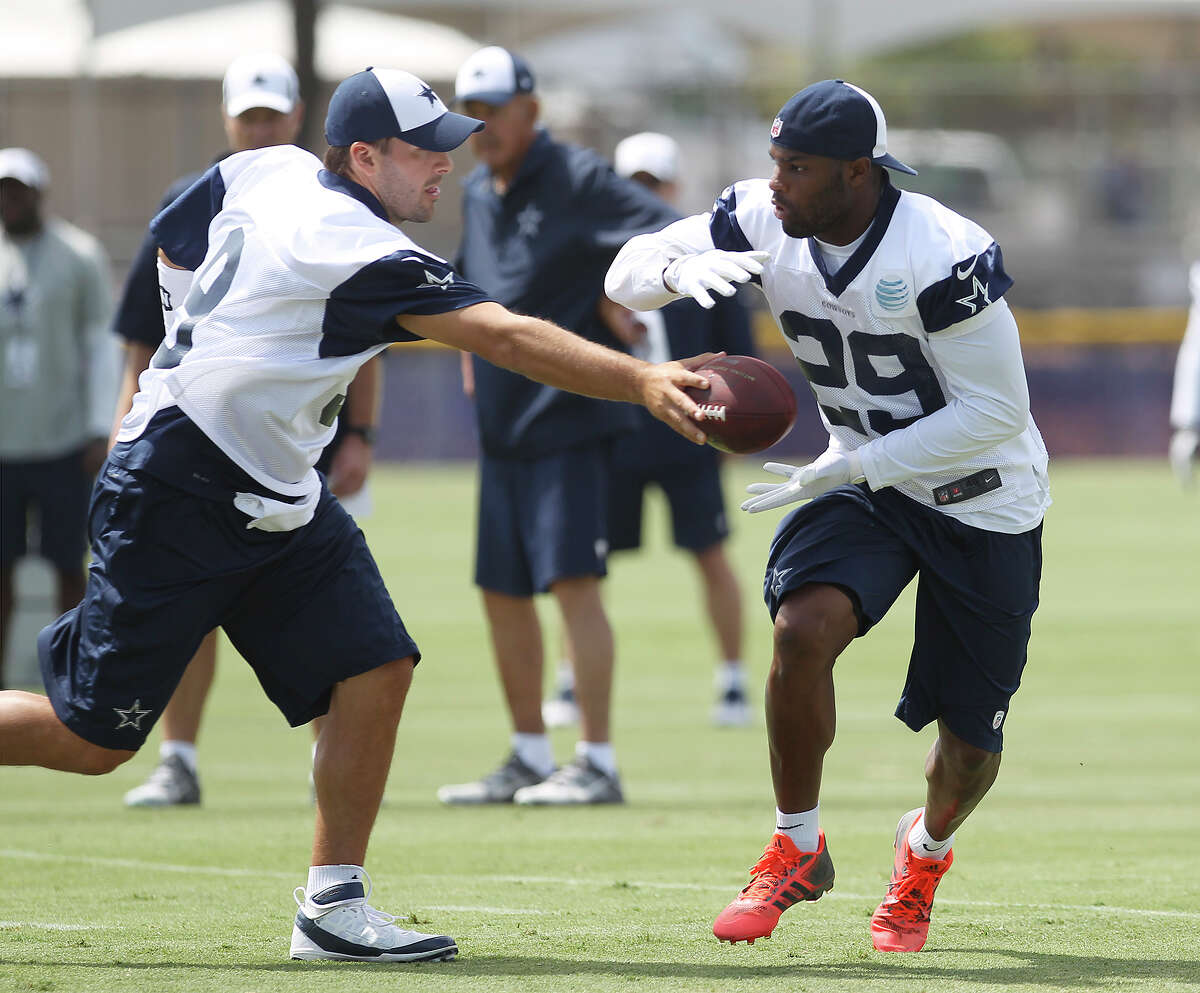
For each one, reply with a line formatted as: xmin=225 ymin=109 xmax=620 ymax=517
xmin=84 ymin=0 xmax=1200 ymax=57
xmin=4 ymin=0 xmax=480 ymax=80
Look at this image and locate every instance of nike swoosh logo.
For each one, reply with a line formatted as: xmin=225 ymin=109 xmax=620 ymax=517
xmin=955 ymin=257 xmax=978 ymax=280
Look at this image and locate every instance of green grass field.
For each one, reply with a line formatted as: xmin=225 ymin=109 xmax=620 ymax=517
xmin=2 ymin=459 xmax=1198 ymax=993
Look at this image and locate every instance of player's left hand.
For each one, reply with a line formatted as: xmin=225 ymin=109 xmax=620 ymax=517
xmin=1169 ymin=427 xmax=1198 ymax=488
xmin=327 ymin=432 xmax=373 ymax=498
xmin=81 ymin=437 xmax=108 ymax=477
xmin=741 ymin=450 xmax=863 ymax=513
xmin=596 ymin=295 xmax=646 ymax=348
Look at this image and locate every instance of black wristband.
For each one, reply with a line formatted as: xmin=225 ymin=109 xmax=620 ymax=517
xmin=343 ymin=424 xmax=377 ymax=445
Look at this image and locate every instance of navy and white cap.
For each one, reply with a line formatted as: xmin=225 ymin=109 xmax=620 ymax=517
xmin=325 ymin=68 xmax=484 ymax=151
xmin=223 ymin=53 xmax=299 ymax=117
xmin=454 ymin=46 xmax=536 ymax=106
xmin=770 ymin=79 xmax=917 ymax=176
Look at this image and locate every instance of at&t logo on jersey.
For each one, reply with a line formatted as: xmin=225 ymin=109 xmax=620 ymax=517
xmin=874 ymin=276 xmax=910 ymax=312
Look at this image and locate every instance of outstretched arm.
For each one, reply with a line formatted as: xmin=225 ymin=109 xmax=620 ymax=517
xmin=606 ymin=214 xmax=766 ymax=311
xmin=398 ymin=302 xmax=714 ymax=445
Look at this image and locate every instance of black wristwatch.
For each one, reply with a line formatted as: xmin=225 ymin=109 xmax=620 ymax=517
xmin=343 ymin=424 xmax=377 ymax=445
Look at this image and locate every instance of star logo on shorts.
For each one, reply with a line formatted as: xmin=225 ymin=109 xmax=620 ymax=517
xmin=114 ymin=699 xmax=152 ymax=730
xmin=770 ymin=566 xmax=793 ymax=598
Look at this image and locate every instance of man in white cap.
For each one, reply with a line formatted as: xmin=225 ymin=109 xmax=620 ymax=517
xmin=0 ymin=66 xmax=714 ymax=964
xmin=437 ymin=47 xmax=679 ymax=808
xmin=112 ymin=53 xmax=382 ymax=809
xmin=1 ymin=148 xmax=118 ymax=690
xmin=600 ymin=131 xmax=755 ymax=728
xmin=608 ymin=78 xmax=1049 ymax=953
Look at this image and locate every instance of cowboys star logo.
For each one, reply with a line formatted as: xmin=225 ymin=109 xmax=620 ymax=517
xmin=421 ymin=269 xmax=455 ymax=290
xmin=516 ymin=203 xmax=543 ymax=239
xmin=114 ymin=699 xmax=152 ymax=730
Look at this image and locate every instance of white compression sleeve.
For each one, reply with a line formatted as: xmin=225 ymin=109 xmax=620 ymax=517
xmin=156 ymin=258 xmax=195 ymax=339
xmin=605 ymin=214 xmax=716 ymax=311
xmin=857 ymin=301 xmax=1031 ymax=489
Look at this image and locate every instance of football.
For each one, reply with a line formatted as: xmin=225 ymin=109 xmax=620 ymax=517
xmin=686 ymin=355 xmax=797 ymax=454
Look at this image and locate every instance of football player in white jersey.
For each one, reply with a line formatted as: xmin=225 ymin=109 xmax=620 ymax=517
xmin=607 ymin=79 xmax=1050 ymax=953
xmin=0 ymin=68 xmax=716 ymax=965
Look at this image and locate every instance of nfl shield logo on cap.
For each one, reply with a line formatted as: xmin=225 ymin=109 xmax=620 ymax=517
xmin=770 ymin=79 xmax=917 ymax=176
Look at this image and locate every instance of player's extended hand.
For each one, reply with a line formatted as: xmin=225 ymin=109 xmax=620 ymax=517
xmin=741 ymin=450 xmax=863 ymax=513
xmin=663 ymin=250 xmax=770 ymax=309
xmin=638 ymin=351 xmax=725 ymax=446
xmin=326 ymin=431 xmax=373 ymax=498
xmin=1168 ymin=427 xmax=1198 ymax=488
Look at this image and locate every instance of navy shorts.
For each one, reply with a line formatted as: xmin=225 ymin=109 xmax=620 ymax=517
xmin=764 ymin=483 xmax=1043 ymax=752
xmin=1 ymin=449 xmax=91 ymax=571
xmin=607 ymin=446 xmax=729 ymax=553
xmin=38 ymin=462 xmax=419 ymax=751
xmin=475 ymin=445 xmax=609 ymax=596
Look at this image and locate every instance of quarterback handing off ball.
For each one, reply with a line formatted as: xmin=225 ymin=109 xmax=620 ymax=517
xmin=686 ymin=355 xmax=797 ymax=453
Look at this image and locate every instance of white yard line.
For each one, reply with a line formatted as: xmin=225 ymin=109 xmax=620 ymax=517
xmin=0 ymin=921 xmax=117 ymax=931
xmin=4 ymin=849 xmax=1197 ymax=922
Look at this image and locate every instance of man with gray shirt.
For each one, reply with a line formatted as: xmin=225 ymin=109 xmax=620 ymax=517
xmin=1 ymin=147 xmax=117 ymax=688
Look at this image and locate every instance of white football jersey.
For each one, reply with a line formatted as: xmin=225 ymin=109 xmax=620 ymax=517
xmin=608 ymin=176 xmax=1049 ymax=532
xmin=116 ymin=145 xmax=489 ymax=502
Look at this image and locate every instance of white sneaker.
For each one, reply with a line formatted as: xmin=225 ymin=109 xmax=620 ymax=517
xmin=712 ymin=686 xmax=751 ymax=727
xmin=541 ymin=685 xmax=579 ymax=728
xmin=436 ymin=751 xmax=549 ymax=805
xmin=123 ymin=755 xmax=201 ymax=807
xmin=513 ymin=755 xmax=624 ymax=805
xmin=290 ymin=872 xmax=457 ymax=963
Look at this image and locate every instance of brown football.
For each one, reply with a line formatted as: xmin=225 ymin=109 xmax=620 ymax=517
xmin=685 ymin=355 xmax=797 ymax=454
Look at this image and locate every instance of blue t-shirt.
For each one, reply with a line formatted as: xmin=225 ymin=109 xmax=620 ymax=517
xmin=457 ymin=129 xmax=678 ymax=458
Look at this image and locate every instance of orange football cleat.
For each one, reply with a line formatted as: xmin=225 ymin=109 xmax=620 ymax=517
xmin=712 ymin=831 xmax=834 ymax=944
xmin=870 ymin=808 xmax=954 ymax=952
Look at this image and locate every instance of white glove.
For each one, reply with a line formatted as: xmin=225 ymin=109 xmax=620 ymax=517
xmin=741 ymin=450 xmax=864 ymax=514
xmin=663 ymin=250 xmax=770 ymax=309
xmin=1169 ymin=428 xmax=1199 ymax=488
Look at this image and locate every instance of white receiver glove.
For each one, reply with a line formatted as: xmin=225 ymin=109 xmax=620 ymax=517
xmin=741 ymin=450 xmax=865 ymax=514
xmin=663 ymin=250 xmax=770 ymax=309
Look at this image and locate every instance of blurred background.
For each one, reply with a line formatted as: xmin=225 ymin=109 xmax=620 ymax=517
xmin=4 ymin=0 xmax=1197 ymax=464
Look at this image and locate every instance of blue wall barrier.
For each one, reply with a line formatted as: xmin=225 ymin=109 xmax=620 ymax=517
xmin=376 ymin=342 xmax=1178 ymax=462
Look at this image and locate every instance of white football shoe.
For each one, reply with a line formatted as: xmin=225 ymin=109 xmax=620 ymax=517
xmin=290 ymin=871 xmax=457 ymax=963
xmin=123 ymin=755 xmax=201 ymax=807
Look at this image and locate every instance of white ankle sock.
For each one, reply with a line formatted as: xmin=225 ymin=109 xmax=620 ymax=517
xmin=907 ymin=812 xmax=954 ymax=860
xmin=160 ymin=740 xmax=197 ymax=773
xmin=306 ymin=864 xmax=365 ymax=900
xmin=577 ymin=740 xmax=616 ymax=776
xmin=775 ymin=804 xmax=820 ymax=852
xmin=555 ymin=662 xmax=575 ymax=692
xmin=512 ymin=733 xmax=555 ymax=778
xmin=716 ymin=662 xmax=745 ymax=692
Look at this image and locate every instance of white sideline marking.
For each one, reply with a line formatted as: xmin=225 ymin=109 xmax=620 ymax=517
xmin=0 ymin=848 xmax=292 ymax=879
xmin=5 ymin=850 xmax=1198 ymax=922
xmin=0 ymin=921 xmax=117 ymax=931
xmin=423 ymin=905 xmax=550 ymax=916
